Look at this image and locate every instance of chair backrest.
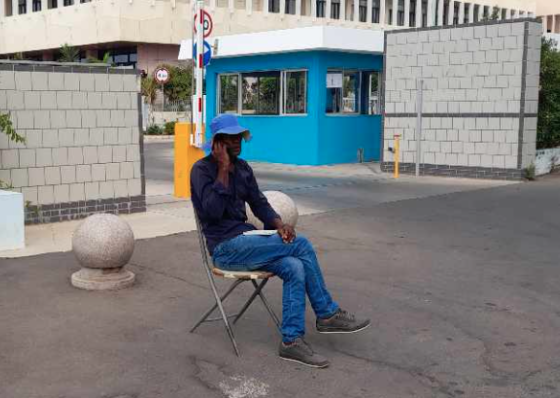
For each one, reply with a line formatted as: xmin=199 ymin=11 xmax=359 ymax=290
xmin=193 ymin=212 xmax=214 ymax=273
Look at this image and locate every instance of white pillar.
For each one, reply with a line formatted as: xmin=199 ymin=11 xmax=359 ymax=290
xmin=478 ymin=4 xmax=483 ymax=21
xmin=542 ymin=14 xmax=548 ymax=33
xmin=296 ymin=0 xmax=301 ymax=16
xmin=514 ymin=9 xmax=519 ymax=18
xmin=280 ymin=0 xmax=285 ymax=15
xmin=552 ymin=15 xmax=556 ymax=33
xmin=437 ymin=0 xmax=443 ymax=25
xmin=12 ymin=0 xmax=17 ymax=15
xmin=326 ymin=0 xmax=331 ymax=18
xmin=391 ymin=0 xmax=397 ymax=25
xmin=468 ymin=2 xmax=474 ymax=22
xmin=447 ymin=0 xmax=454 ymax=24
xmin=353 ymin=0 xmax=359 ymax=21
xmin=379 ymin=0 xmax=385 ymax=24
xmin=340 ymin=0 xmax=346 ymax=20
xmin=228 ymin=0 xmax=234 ymax=12
xmin=311 ymin=0 xmax=316 ymax=18
xmin=427 ymin=0 xmax=434 ymax=26
xmin=245 ymin=0 xmax=251 ymax=13
xmin=458 ymin=1 xmax=464 ymax=24
xmin=366 ymin=0 xmax=372 ymax=22
xmin=263 ymin=0 xmax=269 ymax=13
xmin=403 ymin=0 xmax=409 ymax=26
xmin=0 ymin=0 xmax=5 ymax=17
xmin=415 ymin=0 xmax=422 ymax=26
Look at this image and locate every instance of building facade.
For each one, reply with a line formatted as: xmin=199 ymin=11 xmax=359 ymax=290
xmin=1 ymin=0 xmax=536 ymax=72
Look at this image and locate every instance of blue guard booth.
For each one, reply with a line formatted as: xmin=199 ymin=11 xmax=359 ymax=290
xmin=179 ymin=26 xmax=385 ymax=165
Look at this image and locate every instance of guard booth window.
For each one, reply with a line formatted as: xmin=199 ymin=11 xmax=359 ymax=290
xmin=242 ymin=72 xmax=281 ymax=115
xmin=219 ymin=75 xmax=239 ymax=114
xmin=217 ymin=70 xmax=308 ymax=115
xmin=326 ymin=70 xmax=381 ymax=115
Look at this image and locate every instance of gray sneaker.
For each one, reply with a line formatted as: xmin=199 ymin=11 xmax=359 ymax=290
xmin=279 ymin=338 xmax=330 ymax=368
xmin=316 ymin=309 xmax=371 ymax=334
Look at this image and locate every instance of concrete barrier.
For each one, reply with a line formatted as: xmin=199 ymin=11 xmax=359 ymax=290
xmin=0 ymin=190 xmax=25 ymax=251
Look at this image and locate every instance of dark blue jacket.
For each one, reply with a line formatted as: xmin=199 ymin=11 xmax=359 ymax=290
xmin=190 ymin=155 xmax=279 ymax=255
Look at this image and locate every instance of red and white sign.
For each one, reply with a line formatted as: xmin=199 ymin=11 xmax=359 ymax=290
xmin=153 ymin=67 xmax=170 ymax=84
xmin=193 ymin=10 xmax=213 ymax=38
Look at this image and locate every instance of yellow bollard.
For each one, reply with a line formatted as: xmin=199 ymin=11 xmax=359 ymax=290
xmin=174 ymin=123 xmax=206 ymax=199
xmin=394 ymin=134 xmax=400 ymax=179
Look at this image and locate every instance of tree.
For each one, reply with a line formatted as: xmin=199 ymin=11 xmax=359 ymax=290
xmin=86 ymin=51 xmax=112 ymax=65
xmin=537 ymin=37 xmax=560 ymax=149
xmin=58 ymin=43 xmax=79 ymax=62
xmin=141 ymin=76 xmax=158 ymax=125
xmin=0 ymin=113 xmax=24 ymax=188
xmin=162 ymin=64 xmax=193 ymax=102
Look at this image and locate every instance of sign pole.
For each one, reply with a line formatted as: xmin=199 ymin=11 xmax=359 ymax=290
xmin=415 ymin=79 xmax=423 ymax=177
xmin=195 ymin=0 xmax=205 ymax=148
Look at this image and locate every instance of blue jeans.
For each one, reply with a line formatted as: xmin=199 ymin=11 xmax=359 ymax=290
xmin=212 ymin=233 xmax=339 ymax=343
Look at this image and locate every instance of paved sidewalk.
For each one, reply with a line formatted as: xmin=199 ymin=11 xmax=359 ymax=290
xmin=0 ymin=163 xmax=514 ymax=258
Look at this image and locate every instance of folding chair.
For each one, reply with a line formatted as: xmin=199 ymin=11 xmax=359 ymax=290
xmin=190 ymin=213 xmax=281 ymax=356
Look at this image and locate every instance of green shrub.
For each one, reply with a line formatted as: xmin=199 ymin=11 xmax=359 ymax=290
xmin=164 ymin=121 xmax=176 ymax=136
xmin=524 ymin=163 xmax=536 ymax=181
xmin=146 ymin=124 xmax=163 ymax=135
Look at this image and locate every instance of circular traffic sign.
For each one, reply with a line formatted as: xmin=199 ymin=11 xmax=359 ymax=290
xmin=193 ymin=41 xmax=212 ymax=67
xmin=153 ymin=67 xmax=170 ymax=84
xmin=193 ymin=10 xmax=213 ymax=38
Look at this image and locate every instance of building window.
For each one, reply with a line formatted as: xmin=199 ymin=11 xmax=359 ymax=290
xmin=268 ymin=0 xmax=280 ymax=12
xmin=242 ymin=71 xmax=281 ymax=115
xmin=367 ymin=72 xmax=381 ymax=114
xmin=453 ymin=1 xmax=459 ymax=24
xmin=284 ymin=71 xmax=307 ymax=114
xmin=409 ymin=0 xmax=416 ymax=26
xmin=358 ymin=0 xmax=367 ymax=22
xmin=317 ymin=0 xmax=326 ymax=17
xmin=372 ymin=0 xmax=380 ymax=23
xmin=326 ymin=70 xmax=360 ymax=114
xmin=48 ymin=0 xmax=58 ymax=9
xmin=397 ymin=0 xmax=405 ymax=26
xmin=463 ymin=2 xmax=470 ymax=23
xmin=285 ymin=0 xmax=296 ymax=14
xmin=219 ymin=74 xmax=240 ymax=114
xmin=331 ymin=0 xmax=340 ymax=19
xmin=218 ymin=69 xmax=308 ymax=115
xmin=100 ymin=48 xmax=137 ymax=68
xmin=63 ymin=0 xmax=73 ymax=5
xmin=32 ymin=0 xmax=41 ymax=11
xmin=18 ymin=0 xmax=26 ymax=14
xmin=326 ymin=70 xmax=381 ymax=115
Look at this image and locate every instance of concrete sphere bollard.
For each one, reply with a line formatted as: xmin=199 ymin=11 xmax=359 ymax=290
xmin=246 ymin=191 xmax=298 ymax=230
xmin=71 ymin=214 xmax=136 ymax=290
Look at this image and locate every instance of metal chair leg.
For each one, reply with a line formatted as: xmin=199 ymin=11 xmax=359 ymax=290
xmin=190 ymin=279 xmax=244 ymax=333
xmin=252 ymin=279 xmax=282 ymax=334
xmin=232 ymin=279 xmax=269 ymax=325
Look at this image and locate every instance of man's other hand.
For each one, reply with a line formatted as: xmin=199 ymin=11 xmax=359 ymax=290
xmin=278 ymin=224 xmax=296 ymax=244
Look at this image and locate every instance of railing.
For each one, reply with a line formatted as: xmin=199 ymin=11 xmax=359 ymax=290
xmin=151 ymin=100 xmax=191 ymax=113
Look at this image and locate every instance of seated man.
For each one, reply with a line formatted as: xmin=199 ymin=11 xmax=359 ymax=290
xmin=190 ymin=114 xmax=370 ymax=368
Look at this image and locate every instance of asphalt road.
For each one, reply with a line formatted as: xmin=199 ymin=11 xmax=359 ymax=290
xmin=1 ymin=174 xmax=559 ymax=398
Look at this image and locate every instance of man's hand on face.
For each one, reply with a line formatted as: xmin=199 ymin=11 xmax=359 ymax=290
xmin=278 ymin=224 xmax=296 ymax=244
xmin=212 ymin=141 xmax=231 ymax=171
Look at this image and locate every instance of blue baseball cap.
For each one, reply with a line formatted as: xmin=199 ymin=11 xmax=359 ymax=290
xmin=203 ymin=114 xmax=251 ymax=151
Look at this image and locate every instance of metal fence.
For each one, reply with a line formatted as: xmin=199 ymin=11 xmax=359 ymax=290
xmin=151 ymin=100 xmax=191 ymax=112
